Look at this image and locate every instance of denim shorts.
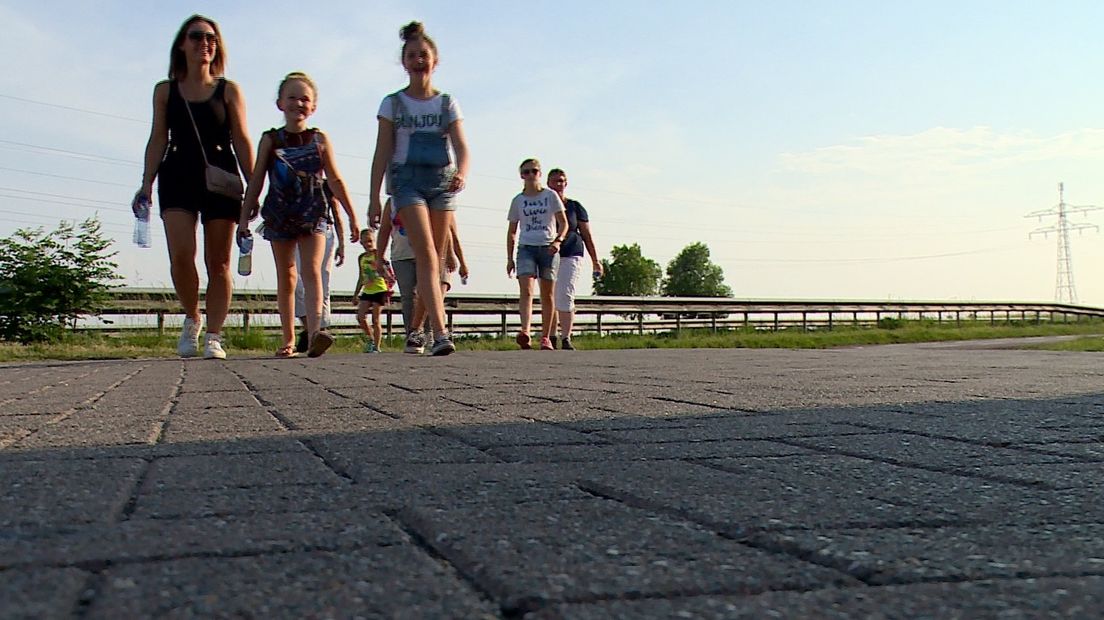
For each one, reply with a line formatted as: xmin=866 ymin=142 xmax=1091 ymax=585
xmin=516 ymin=244 xmax=557 ymax=281
xmin=389 ymin=164 xmax=456 ymax=212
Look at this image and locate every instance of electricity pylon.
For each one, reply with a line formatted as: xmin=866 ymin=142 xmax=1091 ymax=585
xmin=1025 ymin=183 xmax=1100 ymax=304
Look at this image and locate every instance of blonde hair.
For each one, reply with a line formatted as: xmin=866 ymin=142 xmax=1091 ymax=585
xmin=277 ymin=71 xmax=318 ymax=102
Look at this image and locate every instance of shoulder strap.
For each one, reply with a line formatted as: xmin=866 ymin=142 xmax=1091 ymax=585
xmin=439 ymin=93 xmax=450 ymax=135
xmin=181 ymin=84 xmax=212 ymax=167
xmin=389 ymin=89 xmax=406 ymax=120
xmin=267 ymin=128 xmax=285 ymax=149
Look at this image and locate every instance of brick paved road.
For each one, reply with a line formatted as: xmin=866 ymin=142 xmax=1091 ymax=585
xmin=3 ymin=344 xmax=1103 ymax=618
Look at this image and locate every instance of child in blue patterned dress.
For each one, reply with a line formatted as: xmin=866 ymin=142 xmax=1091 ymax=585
xmin=239 ymin=72 xmax=361 ymax=358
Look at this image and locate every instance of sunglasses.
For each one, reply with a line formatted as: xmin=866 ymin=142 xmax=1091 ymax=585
xmin=521 ymin=169 xmax=540 ymax=175
xmin=187 ymin=31 xmax=218 ymax=44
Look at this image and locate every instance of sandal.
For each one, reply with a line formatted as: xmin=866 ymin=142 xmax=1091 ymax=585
xmin=275 ymin=344 xmax=298 ymax=358
xmin=307 ymin=330 xmax=335 ymax=358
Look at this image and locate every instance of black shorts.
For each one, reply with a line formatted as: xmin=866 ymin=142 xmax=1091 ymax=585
xmin=157 ymin=158 xmax=241 ymax=224
xmin=358 ymin=291 xmax=390 ymax=305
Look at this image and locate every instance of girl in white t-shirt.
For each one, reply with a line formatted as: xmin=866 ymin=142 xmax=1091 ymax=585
xmin=506 ymin=158 xmax=567 ymax=351
xmin=368 ymin=21 xmax=470 ymax=357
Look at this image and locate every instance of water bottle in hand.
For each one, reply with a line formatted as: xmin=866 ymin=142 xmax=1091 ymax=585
xmin=237 ymin=234 xmax=253 ymax=276
xmin=132 ymin=194 xmax=152 ymax=248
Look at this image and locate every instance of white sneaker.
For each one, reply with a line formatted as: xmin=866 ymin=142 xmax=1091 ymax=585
xmin=177 ymin=317 xmax=203 ymax=358
xmin=203 ymin=333 xmax=226 ymax=360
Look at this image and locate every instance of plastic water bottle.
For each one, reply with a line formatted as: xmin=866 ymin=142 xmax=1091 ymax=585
xmin=132 ymin=195 xmax=151 ymax=248
xmin=237 ymin=234 xmax=253 ymax=276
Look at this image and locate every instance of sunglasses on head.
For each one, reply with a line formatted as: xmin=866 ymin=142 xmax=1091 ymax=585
xmin=521 ymin=168 xmax=540 ymax=175
xmin=187 ymin=31 xmax=218 ymax=44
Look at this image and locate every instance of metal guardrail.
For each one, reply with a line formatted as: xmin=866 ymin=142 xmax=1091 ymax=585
xmin=95 ymin=288 xmax=1104 ymax=337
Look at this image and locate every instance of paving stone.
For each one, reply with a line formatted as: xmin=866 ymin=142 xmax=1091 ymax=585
xmin=252 ymin=388 xmax=362 ymax=409
xmin=352 ymin=462 xmax=595 ymax=508
xmin=536 ymin=576 xmax=1104 ymax=619
xmin=0 ymin=458 xmax=144 ymax=529
xmin=306 ymin=431 xmax=495 ymax=476
xmin=0 ymin=568 xmax=89 ymax=618
xmin=967 ymin=461 xmax=1104 ymax=490
xmin=0 ymin=509 xmax=403 ymax=569
xmin=434 ymin=420 xmax=602 ymax=449
xmin=489 ymin=439 xmax=815 ymax=463
xmin=87 ymin=546 xmax=498 ymax=619
xmin=174 ymin=391 xmax=259 ymax=412
xmin=703 ymin=454 xmax=1104 ymax=525
xmin=398 ymin=499 xmax=856 ymax=613
xmin=131 ymin=483 xmax=366 ymax=520
xmin=143 ymin=451 xmax=344 ymax=490
xmin=747 ymin=523 xmax=1104 ymax=584
xmin=590 ymin=414 xmax=879 ymax=442
xmin=1018 ymin=441 xmax=1104 ymax=460
xmin=273 ymin=406 xmax=400 ymax=433
xmin=11 ymin=415 xmax=165 ymax=449
xmin=577 ymin=459 xmax=933 ymax=535
xmin=0 ymin=400 xmax=78 ymax=416
xmin=434 ymin=388 xmax=552 ymax=407
xmin=788 ymin=433 xmax=1075 ymax=468
xmin=161 ymin=407 xmax=286 ymax=441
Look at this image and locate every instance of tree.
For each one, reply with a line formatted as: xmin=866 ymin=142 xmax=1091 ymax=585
xmin=593 ymin=243 xmax=662 ymax=296
xmin=662 ymin=242 xmax=732 ymax=297
xmin=0 ymin=218 xmax=120 ymax=343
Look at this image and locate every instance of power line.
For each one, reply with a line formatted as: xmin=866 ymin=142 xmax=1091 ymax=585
xmin=0 ymin=166 xmax=134 ymax=188
xmin=0 ymin=93 xmax=148 ymax=123
xmin=0 ymin=139 xmax=139 ymax=167
xmin=0 ymin=187 xmax=123 ymax=207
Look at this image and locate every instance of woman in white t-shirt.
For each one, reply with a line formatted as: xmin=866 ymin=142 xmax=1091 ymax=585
xmin=368 ymin=21 xmax=470 ymax=356
xmin=506 ymin=158 xmax=568 ymax=350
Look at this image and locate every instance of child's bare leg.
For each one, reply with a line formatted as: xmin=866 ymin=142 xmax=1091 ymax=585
xmin=518 ymin=276 xmax=534 ymax=335
xmin=371 ymin=304 xmax=383 ymax=348
xmin=297 ymin=233 xmax=326 ymax=336
xmin=356 ymin=300 xmax=371 ymax=337
xmin=271 ymin=240 xmax=299 ymax=349
xmin=539 ymin=278 xmax=555 ymax=339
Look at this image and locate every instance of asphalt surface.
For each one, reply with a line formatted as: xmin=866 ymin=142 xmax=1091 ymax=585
xmin=2 ymin=343 xmax=1104 ymax=618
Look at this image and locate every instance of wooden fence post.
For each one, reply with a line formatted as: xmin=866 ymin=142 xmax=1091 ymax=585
xmin=242 ymin=310 xmax=250 ymax=332
xmin=596 ymin=313 xmax=603 ymax=337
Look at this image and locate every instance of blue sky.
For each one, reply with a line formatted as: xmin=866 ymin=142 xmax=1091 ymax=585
xmin=5 ymin=1 xmax=1104 ymax=304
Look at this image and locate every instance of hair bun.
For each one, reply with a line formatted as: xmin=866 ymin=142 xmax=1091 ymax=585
xmin=400 ymin=21 xmax=426 ymax=41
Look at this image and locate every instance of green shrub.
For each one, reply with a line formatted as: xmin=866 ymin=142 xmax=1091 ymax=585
xmin=877 ymin=317 xmax=903 ymax=330
xmin=0 ymin=218 xmax=119 ymax=343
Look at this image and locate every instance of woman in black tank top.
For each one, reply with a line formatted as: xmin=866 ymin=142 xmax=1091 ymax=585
xmin=135 ymin=14 xmax=254 ymax=359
